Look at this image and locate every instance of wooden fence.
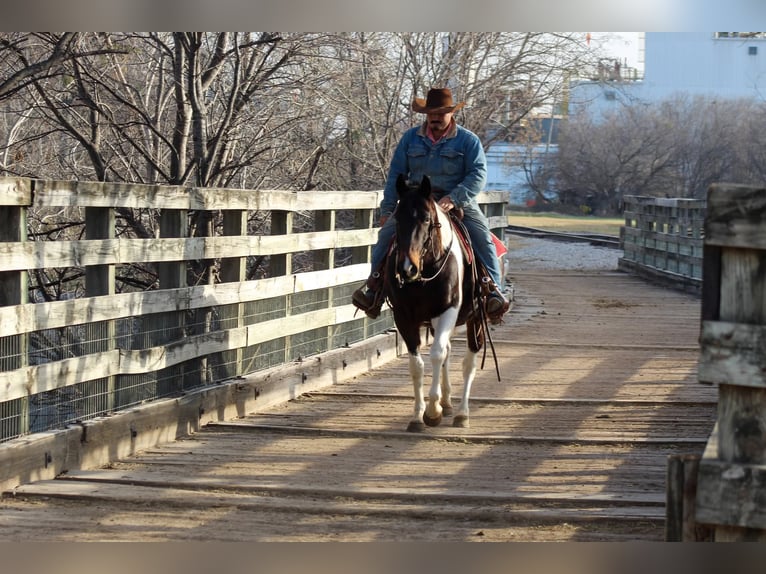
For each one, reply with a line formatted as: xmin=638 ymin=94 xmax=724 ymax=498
xmin=619 ymin=195 xmax=706 ymax=294
xmin=0 ymin=178 xmax=506 ymax=447
xmin=693 ymin=183 xmax=766 ymax=541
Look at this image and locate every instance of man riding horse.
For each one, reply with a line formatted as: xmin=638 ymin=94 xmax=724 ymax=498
xmin=352 ymin=87 xmax=509 ymax=323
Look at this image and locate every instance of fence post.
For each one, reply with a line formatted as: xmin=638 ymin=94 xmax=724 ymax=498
xmin=0 ymin=179 xmax=30 ymax=436
xmin=85 ymin=205 xmax=116 ymax=413
xmin=219 ymin=209 xmax=248 ymax=379
xmin=271 ymin=210 xmax=293 ymax=362
xmin=666 ymin=453 xmax=714 ymax=541
xmin=315 ymin=209 xmax=335 ymax=351
xmin=352 ymin=207 xmax=375 ymax=338
xmin=140 ymin=208 xmax=188 ymax=399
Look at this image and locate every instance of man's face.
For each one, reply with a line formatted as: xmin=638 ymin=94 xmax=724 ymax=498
xmin=426 ymin=110 xmax=453 ymax=133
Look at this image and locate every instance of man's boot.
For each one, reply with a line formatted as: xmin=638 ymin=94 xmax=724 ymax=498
xmin=352 ymin=271 xmax=384 ymax=319
xmin=481 ymin=277 xmax=510 ymax=324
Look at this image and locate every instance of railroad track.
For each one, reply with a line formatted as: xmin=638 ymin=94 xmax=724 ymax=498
xmin=506 ymin=224 xmax=621 ymax=249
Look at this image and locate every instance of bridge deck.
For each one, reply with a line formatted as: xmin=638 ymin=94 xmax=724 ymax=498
xmin=0 ymin=254 xmax=716 ymax=541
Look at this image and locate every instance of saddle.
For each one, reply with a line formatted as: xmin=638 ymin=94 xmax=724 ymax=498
xmin=447 ymin=209 xmax=474 ymax=265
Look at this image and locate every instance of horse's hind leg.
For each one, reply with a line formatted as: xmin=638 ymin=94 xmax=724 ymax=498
xmin=453 ymin=350 xmax=477 ymax=428
xmin=454 ymin=318 xmax=482 ymax=428
xmin=437 ymin=325 xmax=454 ymax=418
xmin=440 ymin=357 xmax=454 ymax=418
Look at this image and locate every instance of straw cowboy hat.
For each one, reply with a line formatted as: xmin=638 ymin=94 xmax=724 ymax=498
xmin=411 ymin=88 xmax=465 ymax=114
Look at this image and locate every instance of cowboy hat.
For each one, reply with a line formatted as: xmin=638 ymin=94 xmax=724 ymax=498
xmin=411 ymin=88 xmax=465 ymax=114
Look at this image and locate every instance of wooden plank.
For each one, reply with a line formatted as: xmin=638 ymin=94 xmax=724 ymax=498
xmin=699 ymin=321 xmax=766 ymax=388
xmin=0 ymin=229 xmax=379 ymax=272
xmin=716 ymin=385 xmax=766 ymax=464
xmin=0 ymin=264 xmax=369 ymax=336
xmin=705 ymin=183 xmax=766 ymax=249
xmin=209 ymin=420 xmax=711 ymax=446
xmin=0 ymin=350 xmax=121 ymax=402
xmin=0 ymin=178 xmax=32 ymax=206
xmin=204 ymin=359 xmax=717 ymax=437
xmin=8 ymin=479 xmax=665 ymax=525
xmin=26 ymin=180 xmax=494 ymax=213
xmin=701 ymin=245 xmax=721 ymax=321
xmin=666 ymin=454 xmax=713 ymax=541
xmin=47 ymin=469 xmax=666 ymax=509
xmin=696 ymin=457 xmax=766 ymax=529
xmin=32 ymin=180 xmax=388 ymax=211
xmin=720 ymin=247 xmax=766 ymax=323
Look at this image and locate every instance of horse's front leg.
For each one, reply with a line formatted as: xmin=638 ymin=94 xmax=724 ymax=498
xmin=424 ymin=315 xmax=456 ymax=427
xmin=406 ymin=351 xmax=426 ymax=432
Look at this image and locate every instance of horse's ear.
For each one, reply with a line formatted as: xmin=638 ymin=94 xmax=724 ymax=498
xmin=396 ymin=174 xmax=408 ymax=196
xmin=419 ymin=175 xmax=432 ymax=198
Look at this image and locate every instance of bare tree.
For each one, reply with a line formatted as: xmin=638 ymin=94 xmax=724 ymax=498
xmin=556 ymin=93 xmax=762 ymax=213
xmin=0 ymin=32 xmax=607 ymax=290
xmin=392 ymin=33 xmax=595 ymax=149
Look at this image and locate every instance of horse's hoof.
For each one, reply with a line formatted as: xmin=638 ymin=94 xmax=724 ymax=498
xmin=453 ymin=415 xmax=469 ymax=428
xmin=423 ymin=412 xmax=442 ymax=427
xmin=407 ymin=421 xmax=426 ymax=432
xmin=441 ymin=405 xmax=454 ymax=417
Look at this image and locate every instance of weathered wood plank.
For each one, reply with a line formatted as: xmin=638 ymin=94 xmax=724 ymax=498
xmin=10 ymin=478 xmax=664 ymax=521
xmin=32 ymin=180 xmax=384 ymax=211
xmin=699 ymin=321 xmax=766 ymax=388
xmin=47 ymin=468 xmax=667 ymax=509
xmin=705 ymin=183 xmax=766 ymax=249
xmin=0 ymin=264 xmax=369 ymax=336
xmin=696 ymin=458 xmax=766 ymax=529
xmin=4 ymin=180 xmax=503 ymax=212
xmin=207 ymin=400 xmax=715 ymax=443
xmin=0 ymin=178 xmax=32 ymax=206
xmin=0 ymin=229 xmax=379 ymax=272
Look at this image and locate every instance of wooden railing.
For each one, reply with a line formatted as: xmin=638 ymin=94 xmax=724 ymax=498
xmin=0 ymin=178 xmax=507 ymax=446
xmin=694 ymin=183 xmax=766 ymax=541
xmin=619 ymin=195 xmax=706 ymax=294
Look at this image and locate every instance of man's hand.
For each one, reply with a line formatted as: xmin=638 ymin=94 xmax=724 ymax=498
xmin=379 ymin=215 xmax=389 ymax=226
xmin=437 ymin=196 xmax=455 ymax=211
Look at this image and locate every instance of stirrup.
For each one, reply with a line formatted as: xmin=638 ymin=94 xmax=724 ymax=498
xmin=352 ymin=273 xmax=384 ymax=319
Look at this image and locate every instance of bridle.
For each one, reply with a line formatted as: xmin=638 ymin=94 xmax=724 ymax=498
xmin=396 ymin=203 xmax=455 ymax=286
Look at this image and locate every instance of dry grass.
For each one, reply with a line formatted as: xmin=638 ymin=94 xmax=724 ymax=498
xmin=507 ymin=211 xmax=623 ymax=236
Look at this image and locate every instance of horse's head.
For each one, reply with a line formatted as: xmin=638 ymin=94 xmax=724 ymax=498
xmin=394 ymin=174 xmax=445 ymax=283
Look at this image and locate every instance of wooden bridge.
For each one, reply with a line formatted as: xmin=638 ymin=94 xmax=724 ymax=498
xmin=0 ymin=236 xmax=715 ymax=541
xmin=17 ymin=177 xmax=766 ymax=541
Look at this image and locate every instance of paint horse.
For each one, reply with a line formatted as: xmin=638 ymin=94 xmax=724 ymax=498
xmin=385 ymin=174 xmax=485 ymax=431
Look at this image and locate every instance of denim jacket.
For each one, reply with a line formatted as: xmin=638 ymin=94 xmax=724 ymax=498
xmin=380 ymin=121 xmax=488 ymax=218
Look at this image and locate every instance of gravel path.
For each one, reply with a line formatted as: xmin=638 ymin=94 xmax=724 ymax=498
xmin=504 ymin=235 xmax=622 ymax=272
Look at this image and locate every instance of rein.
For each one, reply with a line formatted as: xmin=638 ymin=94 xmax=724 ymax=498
xmin=418 ymin=217 xmax=454 ymax=283
xmin=398 ymin=207 xmax=454 ymax=286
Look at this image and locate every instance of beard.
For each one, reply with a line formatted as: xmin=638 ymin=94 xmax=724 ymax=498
xmin=429 ymin=118 xmax=450 ymax=132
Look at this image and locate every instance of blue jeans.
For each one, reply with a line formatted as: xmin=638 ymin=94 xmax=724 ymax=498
xmin=371 ymin=202 xmax=502 ymax=287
